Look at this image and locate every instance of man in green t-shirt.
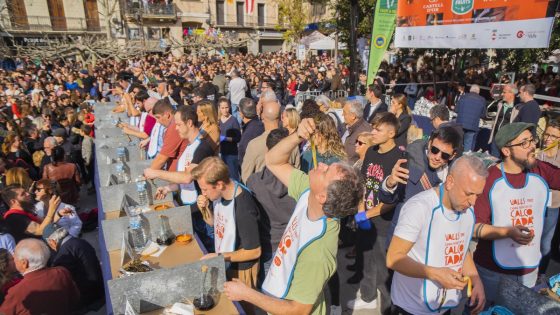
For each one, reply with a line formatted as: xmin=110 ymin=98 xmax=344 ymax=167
xmin=224 ymin=118 xmax=363 ymax=314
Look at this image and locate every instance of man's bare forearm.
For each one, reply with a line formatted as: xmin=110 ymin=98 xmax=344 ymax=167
xmin=242 ymin=289 xmax=311 ymax=315
xmin=475 ymin=223 xmax=509 ymax=240
xmin=150 ymin=154 xmax=168 ymax=170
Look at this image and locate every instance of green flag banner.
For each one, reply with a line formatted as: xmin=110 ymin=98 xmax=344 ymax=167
xmin=366 ymin=0 xmax=397 ymax=86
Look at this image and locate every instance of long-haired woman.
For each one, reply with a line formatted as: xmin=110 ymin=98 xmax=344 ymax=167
xmin=197 ymin=100 xmax=220 ymax=153
xmin=300 ymin=112 xmax=347 ymax=173
xmin=389 ymin=93 xmax=412 ymax=148
xmin=281 ymin=107 xmax=300 ymax=135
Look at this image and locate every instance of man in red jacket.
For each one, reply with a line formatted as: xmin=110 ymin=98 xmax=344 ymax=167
xmin=0 ymin=238 xmax=80 ymax=315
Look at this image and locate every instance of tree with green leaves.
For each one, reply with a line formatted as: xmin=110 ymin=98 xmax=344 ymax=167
xmin=276 ymin=0 xmax=307 ymax=45
xmin=329 ymin=0 xmax=376 ymax=48
xmin=277 ymin=0 xmax=331 ymax=46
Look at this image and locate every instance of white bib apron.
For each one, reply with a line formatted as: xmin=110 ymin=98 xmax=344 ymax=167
xmin=177 ymin=135 xmax=200 ymax=205
xmin=129 ymin=106 xmax=141 ymax=127
xmin=147 ymin=123 xmax=164 ymax=159
xmin=213 ymin=182 xmax=239 ymax=253
xmin=490 ymin=164 xmax=549 ymax=269
xmin=422 ymin=185 xmax=474 ymax=312
xmin=262 ymin=190 xmax=330 ymax=298
xmin=137 ymin=112 xmax=148 ymax=131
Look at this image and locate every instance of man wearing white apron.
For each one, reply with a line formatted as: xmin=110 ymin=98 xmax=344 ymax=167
xmin=473 ymin=123 xmax=560 ymax=305
xmin=144 ymin=106 xmax=215 ymax=248
xmin=387 ymin=156 xmax=487 ymax=315
xmin=145 ymin=99 xmax=187 ymax=171
xmin=120 ymin=93 xmax=158 ymax=148
xmin=223 ymin=118 xmax=363 ymax=315
xmin=191 ymin=157 xmax=262 ymax=290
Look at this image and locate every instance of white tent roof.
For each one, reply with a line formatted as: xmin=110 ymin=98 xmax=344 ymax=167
xmin=300 ymin=31 xmax=327 ymax=47
xmin=308 ymin=36 xmax=347 ymax=50
xmin=546 ymin=49 xmax=560 ymax=64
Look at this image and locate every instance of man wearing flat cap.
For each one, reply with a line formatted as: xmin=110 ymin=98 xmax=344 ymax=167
xmin=473 ymin=122 xmax=560 ymax=306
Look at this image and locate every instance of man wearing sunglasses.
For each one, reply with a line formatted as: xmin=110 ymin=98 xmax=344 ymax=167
xmin=473 ymin=122 xmax=560 ymax=306
xmin=381 ymin=126 xmax=462 ymax=242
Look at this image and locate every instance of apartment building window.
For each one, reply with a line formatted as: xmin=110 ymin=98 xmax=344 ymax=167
xmin=216 ymin=0 xmax=225 ymax=26
xmin=257 ymin=3 xmax=264 ymax=27
xmin=84 ymin=0 xmax=100 ymax=31
xmin=7 ymin=0 xmax=28 ymax=30
xmin=236 ymin=2 xmax=244 ymax=26
xmin=47 ymin=0 xmax=67 ymax=31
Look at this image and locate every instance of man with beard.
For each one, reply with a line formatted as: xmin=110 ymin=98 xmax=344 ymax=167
xmin=473 ymin=122 xmax=560 ymax=306
xmin=1 ymin=184 xmax=61 ymax=242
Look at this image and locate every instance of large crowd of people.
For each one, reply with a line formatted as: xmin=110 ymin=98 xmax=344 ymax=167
xmin=0 ymin=51 xmax=558 ymax=315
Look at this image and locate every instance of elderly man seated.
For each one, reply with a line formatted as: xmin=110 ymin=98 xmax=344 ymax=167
xmin=46 ymin=227 xmax=104 ymax=308
xmin=0 ymin=238 xmax=80 ymax=314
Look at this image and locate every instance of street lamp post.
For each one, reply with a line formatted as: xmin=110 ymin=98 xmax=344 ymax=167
xmin=349 ymin=0 xmax=359 ymax=96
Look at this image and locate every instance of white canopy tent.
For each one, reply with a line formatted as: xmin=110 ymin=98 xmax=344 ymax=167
xmin=299 ymin=31 xmax=327 ymax=47
xmin=308 ymin=36 xmax=347 ymax=50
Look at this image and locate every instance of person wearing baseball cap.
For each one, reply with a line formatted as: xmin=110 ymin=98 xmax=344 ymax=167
xmin=473 ymin=122 xmax=560 ymax=306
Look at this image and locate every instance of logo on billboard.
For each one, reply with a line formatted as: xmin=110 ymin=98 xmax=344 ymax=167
xmin=382 ymin=0 xmax=397 ymax=10
xmin=452 ymin=0 xmax=474 ymax=15
xmin=517 ymin=31 xmax=525 ymax=38
xmin=374 ymin=35 xmax=386 ymax=48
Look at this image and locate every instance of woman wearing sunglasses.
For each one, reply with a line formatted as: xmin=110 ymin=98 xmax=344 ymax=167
xmin=353 ymin=132 xmax=375 ymax=172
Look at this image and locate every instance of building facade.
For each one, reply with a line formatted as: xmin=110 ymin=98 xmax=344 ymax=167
xmin=0 ymin=0 xmax=331 ymax=54
xmin=0 ymin=0 xmax=113 ymax=45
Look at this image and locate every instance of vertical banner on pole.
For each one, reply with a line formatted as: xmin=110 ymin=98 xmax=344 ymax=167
xmin=366 ymin=0 xmax=397 ymax=85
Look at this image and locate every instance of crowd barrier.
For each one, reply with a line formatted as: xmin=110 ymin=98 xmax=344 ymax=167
xmin=294 ymin=90 xmax=348 ymax=105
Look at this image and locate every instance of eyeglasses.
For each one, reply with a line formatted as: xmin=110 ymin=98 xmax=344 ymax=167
xmin=506 ymin=137 xmax=537 ymax=149
xmin=355 ymin=139 xmax=366 ymax=146
xmin=35 ymin=187 xmax=45 ymax=192
xmin=544 ymin=133 xmax=560 ymax=141
xmin=430 ymin=145 xmax=453 ymax=160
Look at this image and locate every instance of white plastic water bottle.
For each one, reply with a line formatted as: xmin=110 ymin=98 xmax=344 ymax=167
xmin=116 ymin=146 xmax=126 ymax=163
xmin=115 ymin=162 xmax=131 ymax=184
xmin=128 ymin=215 xmax=148 ymax=253
xmin=136 ymin=178 xmax=148 ymax=208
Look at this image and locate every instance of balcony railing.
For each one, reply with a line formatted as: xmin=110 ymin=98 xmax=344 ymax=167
xmin=124 ymin=2 xmax=176 ymax=19
xmin=214 ymin=15 xmax=286 ymax=29
xmin=0 ymin=15 xmax=105 ymax=32
xmin=127 ymin=39 xmax=166 ymax=51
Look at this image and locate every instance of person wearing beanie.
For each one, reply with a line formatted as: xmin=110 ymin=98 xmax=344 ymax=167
xmin=473 ymin=122 xmax=560 ymax=306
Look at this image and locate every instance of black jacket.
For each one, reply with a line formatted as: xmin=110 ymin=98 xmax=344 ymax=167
xmin=51 ymin=236 xmax=104 ymax=306
xmin=514 ymin=99 xmax=541 ymax=125
xmin=238 ymin=118 xmax=264 ymax=166
xmin=363 ymin=100 xmax=388 ymax=124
